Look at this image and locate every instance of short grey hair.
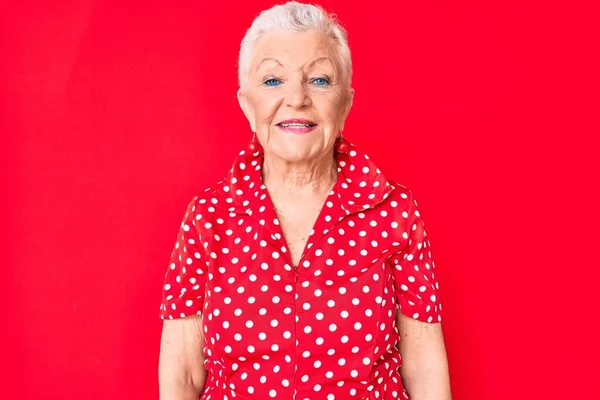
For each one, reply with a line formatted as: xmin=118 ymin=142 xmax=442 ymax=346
xmin=238 ymin=1 xmax=352 ymax=90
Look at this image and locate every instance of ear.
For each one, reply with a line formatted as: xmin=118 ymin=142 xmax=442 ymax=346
xmin=346 ymin=87 xmax=355 ymax=116
xmin=340 ymin=87 xmax=355 ymax=131
xmin=237 ymin=88 xmax=256 ymax=132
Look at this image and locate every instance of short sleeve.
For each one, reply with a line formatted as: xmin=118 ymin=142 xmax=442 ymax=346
xmin=159 ymin=195 xmax=209 ymax=320
xmin=390 ymin=190 xmax=443 ymax=323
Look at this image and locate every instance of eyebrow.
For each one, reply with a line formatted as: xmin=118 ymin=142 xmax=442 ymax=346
xmin=256 ymin=58 xmax=283 ymax=71
xmin=306 ymin=57 xmax=334 ymax=69
xmin=256 ymin=57 xmax=335 ymax=71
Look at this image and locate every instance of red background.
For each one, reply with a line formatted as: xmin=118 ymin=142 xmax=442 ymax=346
xmin=2 ymin=1 xmax=598 ymax=399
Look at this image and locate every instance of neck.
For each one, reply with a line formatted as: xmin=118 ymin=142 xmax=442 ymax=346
xmin=261 ymin=152 xmax=338 ymax=198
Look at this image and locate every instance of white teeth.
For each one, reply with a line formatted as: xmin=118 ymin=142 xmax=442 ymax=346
xmin=280 ymin=123 xmax=312 ymax=128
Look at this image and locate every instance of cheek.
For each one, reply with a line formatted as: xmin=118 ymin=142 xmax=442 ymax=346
xmin=319 ymin=94 xmax=347 ymax=125
xmin=252 ymin=94 xmax=281 ymax=123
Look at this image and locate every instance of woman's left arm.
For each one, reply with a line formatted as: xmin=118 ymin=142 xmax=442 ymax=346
xmin=397 ymin=313 xmax=452 ymax=400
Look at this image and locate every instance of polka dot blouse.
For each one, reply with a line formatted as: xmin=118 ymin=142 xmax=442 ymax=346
xmin=159 ymin=141 xmax=443 ymax=400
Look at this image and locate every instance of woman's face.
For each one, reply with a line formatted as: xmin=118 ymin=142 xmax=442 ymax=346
xmin=238 ymin=30 xmax=354 ymax=163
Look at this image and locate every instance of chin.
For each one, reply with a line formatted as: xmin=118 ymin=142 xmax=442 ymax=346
xmin=276 ymin=148 xmax=312 ymax=163
xmin=267 ymin=141 xmax=313 ymax=163
xmin=264 ymin=129 xmax=332 ymax=161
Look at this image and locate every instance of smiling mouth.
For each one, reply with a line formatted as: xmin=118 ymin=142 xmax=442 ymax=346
xmin=276 ymin=122 xmax=317 ymax=128
xmin=275 ymin=121 xmax=318 ymax=135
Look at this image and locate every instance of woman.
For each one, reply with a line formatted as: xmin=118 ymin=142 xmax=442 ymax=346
xmin=158 ymin=2 xmax=451 ymax=399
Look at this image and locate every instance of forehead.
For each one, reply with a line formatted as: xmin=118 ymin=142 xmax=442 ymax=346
xmin=252 ymin=30 xmax=338 ymax=69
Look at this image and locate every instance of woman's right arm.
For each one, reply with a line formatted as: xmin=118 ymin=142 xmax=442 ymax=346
xmin=159 ymin=315 xmax=207 ymax=400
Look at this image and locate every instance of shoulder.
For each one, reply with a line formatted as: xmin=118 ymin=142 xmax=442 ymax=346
xmin=382 ymin=179 xmax=416 ymax=210
xmin=189 ymin=183 xmax=224 ymax=210
xmin=180 ymin=181 xmax=229 ymax=227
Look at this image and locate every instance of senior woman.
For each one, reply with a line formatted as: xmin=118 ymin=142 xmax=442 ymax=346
xmin=158 ymin=2 xmax=451 ymax=399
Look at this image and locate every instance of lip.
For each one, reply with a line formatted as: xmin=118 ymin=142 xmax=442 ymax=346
xmin=276 ymin=118 xmax=318 ymax=135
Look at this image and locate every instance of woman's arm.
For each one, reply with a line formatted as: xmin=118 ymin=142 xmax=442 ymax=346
xmin=397 ymin=312 xmax=452 ymax=400
xmin=159 ymin=315 xmax=207 ymax=400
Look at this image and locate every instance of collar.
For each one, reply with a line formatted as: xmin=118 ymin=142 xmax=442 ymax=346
xmin=211 ymin=140 xmax=395 ymax=265
xmin=214 ymin=140 xmax=394 ymax=217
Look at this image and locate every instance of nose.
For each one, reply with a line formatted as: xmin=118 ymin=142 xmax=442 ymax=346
xmin=285 ymin=79 xmax=312 ymax=109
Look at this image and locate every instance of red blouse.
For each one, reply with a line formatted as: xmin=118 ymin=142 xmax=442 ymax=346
xmin=159 ymin=141 xmax=443 ymax=400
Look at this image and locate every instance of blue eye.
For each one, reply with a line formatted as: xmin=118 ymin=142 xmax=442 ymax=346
xmin=264 ymin=78 xmax=282 ymax=86
xmin=312 ymin=77 xmax=330 ymax=86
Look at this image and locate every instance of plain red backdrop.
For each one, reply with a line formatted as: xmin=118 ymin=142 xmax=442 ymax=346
xmin=1 ymin=1 xmax=599 ymax=399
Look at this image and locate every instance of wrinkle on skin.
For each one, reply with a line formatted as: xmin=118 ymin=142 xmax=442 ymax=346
xmin=237 ymin=30 xmax=354 ymax=193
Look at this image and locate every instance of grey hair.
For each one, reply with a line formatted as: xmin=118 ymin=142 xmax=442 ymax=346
xmin=237 ymin=1 xmax=352 ymax=90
